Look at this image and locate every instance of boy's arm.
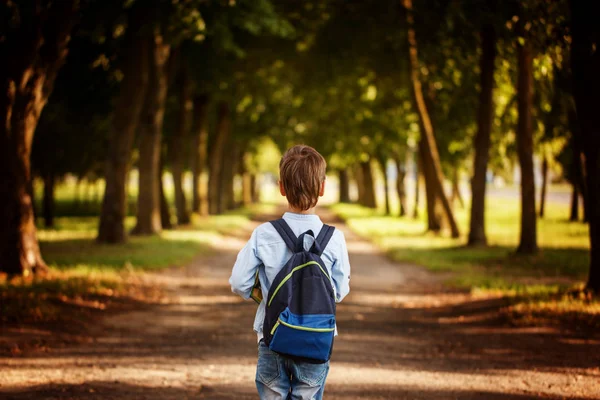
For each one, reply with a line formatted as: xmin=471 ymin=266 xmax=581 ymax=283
xmin=229 ymin=229 xmax=262 ymax=299
xmin=331 ymin=231 xmax=351 ymax=303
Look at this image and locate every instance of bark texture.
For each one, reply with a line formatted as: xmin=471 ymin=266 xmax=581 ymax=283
xmin=377 ymin=156 xmax=391 ymax=215
xmin=132 ymin=32 xmax=170 ymax=235
xmin=338 ymin=169 xmax=351 ymax=203
xmin=515 ymin=31 xmax=538 ymax=254
xmin=419 ymin=140 xmax=441 ymax=232
xmin=208 ymin=102 xmax=231 ymax=215
xmin=0 ymin=1 xmax=78 ymax=275
xmin=170 ymin=67 xmax=192 ymax=224
xmin=468 ymin=24 xmax=496 ymax=246
xmin=394 ymin=156 xmax=407 ymax=217
xmin=539 ymin=156 xmax=548 ymax=218
xmin=98 ymin=10 xmax=150 ymax=243
xmin=191 ymin=95 xmax=209 ymax=215
xmin=403 ymin=0 xmax=459 ymax=238
xmin=570 ymin=0 xmax=600 ymax=292
xmin=359 ymin=161 xmax=377 ymax=209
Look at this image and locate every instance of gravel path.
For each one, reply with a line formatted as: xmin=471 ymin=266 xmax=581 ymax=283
xmin=1 ymin=211 xmax=599 ymax=399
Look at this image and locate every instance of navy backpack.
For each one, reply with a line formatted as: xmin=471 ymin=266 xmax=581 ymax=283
xmin=262 ymin=219 xmax=337 ymax=364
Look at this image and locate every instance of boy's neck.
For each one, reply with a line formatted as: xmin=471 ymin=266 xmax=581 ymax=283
xmin=287 ymin=205 xmax=316 ymax=215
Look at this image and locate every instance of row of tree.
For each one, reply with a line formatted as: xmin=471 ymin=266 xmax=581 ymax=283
xmin=1 ymin=0 xmax=599 ymax=292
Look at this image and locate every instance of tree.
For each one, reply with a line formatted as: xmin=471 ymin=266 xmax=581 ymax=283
xmin=402 ymin=0 xmax=459 ymax=238
xmin=191 ymin=95 xmax=209 ymax=215
xmin=132 ymin=29 xmax=171 ymax=235
xmin=468 ymin=25 xmax=497 ymax=246
xmin=515 ymin=18 xmax=538 ymax=254
xmin=0 ymin=1 xmax=79 ymax=275
xmin=98 ymin=6 xmax=151 ymax=243
xmin=208 ymin=102 xmax=231 ymax=214
xmin=570 ymin=0 xmax=600 ymax=292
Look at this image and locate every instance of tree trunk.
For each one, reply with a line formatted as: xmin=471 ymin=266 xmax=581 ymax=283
xmin=377 ymin=156 xmax=391 ymax=215
xmin=570 ymin=0 xmax=600 ymax=292
xmin=403 ymin=0 xmax=459 ymax=238
xmin=539 ymin=156 xmax=548 ymax=218
xmin=250 ymin=174 xmax=259 ymax=203
xmin=42 ymin=172 xmax=55 ymax=228
xmin=169 ymin=68 xmax=192 ymax=225
xmin=338 ymin=169 xmax=351 ymax=203
xmin=451 ymin=168 xmax=465 ymax=209
xmin=419 ymin=140 xmax=442 ymax=232
xmin=0 ymin=1 xmax=78 ymax=275
xmin=208 ymin=102 xmax=231 ymax=215
xmin=515 ymin=28 xmax=538 ymax=254
xmin=240 ymin=153 xmax=253 ymax=206
xmin=158 ymin=159 xmax=172 ymax=229
xmin=98 ymin=10 xmax=150 ymax=243
xmin=570 ymin=181 xmax=579 ymax=222
xmin=220 ymin=139 xmax=238 ymax=211
xmin=359 ymin=161 xmax=377 ymax=208
xmin=468 ymin=24 xmax=497 ymax=246
xmin=413 ymin=154 xmax=420 ymax=219
xmin=394 ymin=156 xmax=407 ymax=217
xmin=191 ymin=95 xmax=209 ymax=215
xmin=132 ymin=32 xmax=170 ymax=235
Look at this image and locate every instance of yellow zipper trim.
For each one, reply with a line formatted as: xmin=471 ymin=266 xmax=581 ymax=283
xmin=270 ymin=321 xmax=281 ymax=335
xmin=277 ymin=318 xmax=335 ymax=333
xmin=267 ymin=261 xmax=329 ymax=306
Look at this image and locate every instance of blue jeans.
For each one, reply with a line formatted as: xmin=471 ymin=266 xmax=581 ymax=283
xmin=256 ymin=340 xmax=330 ymax=400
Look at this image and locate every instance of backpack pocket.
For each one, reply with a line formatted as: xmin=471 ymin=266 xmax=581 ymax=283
xmin=269 ymin=307 xmax=335 ymax=363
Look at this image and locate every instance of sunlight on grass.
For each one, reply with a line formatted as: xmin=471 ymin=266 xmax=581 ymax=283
xmin=331 ymin=197 xmax=590 ymax=287
xmin=332 ymin=198 xmax=597 ymax=329
xmin=36 ymin=206 xmax=263 ymax=273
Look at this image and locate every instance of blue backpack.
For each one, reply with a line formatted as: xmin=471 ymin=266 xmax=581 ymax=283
xmin=262 ymin=219 xmax=337 ymax=364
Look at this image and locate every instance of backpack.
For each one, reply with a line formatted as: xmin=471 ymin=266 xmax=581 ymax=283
xmin=262 ymin=218 xmax=337 ymax=364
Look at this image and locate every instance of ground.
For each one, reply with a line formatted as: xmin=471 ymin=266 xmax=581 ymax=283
xmin=1 ymin=210 xmax=600 ymax=399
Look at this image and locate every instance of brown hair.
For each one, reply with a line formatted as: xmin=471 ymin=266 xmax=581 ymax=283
xmin=279 ymin=145 xmax=327 ymax=211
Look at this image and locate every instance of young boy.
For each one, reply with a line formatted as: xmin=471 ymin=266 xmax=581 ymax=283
xmin=229 ymin=144 xmax=351 ymax=400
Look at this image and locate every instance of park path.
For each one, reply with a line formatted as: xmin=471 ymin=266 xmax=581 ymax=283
xmin=1 ymin=209 xmax=600 ymax=399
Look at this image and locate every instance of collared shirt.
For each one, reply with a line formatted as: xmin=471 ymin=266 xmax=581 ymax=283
xmin=229 ymin=212 xmax=351 ymax=341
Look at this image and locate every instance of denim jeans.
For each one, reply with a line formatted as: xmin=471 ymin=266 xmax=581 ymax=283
xmin=256 ymin=340 xmax=330 ymax=400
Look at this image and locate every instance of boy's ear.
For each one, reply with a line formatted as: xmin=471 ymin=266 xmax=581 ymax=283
xmin=279 ymin=180 xmax=286 ymax=197
xmin=319 ymin=180 xmax=325 ymax=197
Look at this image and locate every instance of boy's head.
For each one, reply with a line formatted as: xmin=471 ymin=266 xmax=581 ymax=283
xmin=279 ymin=145 xmax=326 ymax=211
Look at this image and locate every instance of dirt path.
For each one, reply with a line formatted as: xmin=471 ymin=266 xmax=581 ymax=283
xmin=2 ymin=211 xmax=600 ymax=399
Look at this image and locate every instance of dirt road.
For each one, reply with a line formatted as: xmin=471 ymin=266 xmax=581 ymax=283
xmin=2 ymin=212 xmax=599 ymax=399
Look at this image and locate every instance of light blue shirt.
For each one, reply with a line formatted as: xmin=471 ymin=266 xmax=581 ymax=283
xmin=229 ymin=212 xmax=351 ymax=340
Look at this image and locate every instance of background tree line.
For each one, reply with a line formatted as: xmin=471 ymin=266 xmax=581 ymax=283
xmin=1 ymin=0 xmax=599 ymax=292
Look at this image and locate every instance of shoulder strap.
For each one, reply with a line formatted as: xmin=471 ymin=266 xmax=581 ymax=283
xmin=269 ymin=219 xmax=297 ymax=251
xmin=314 ymin=224 xmax=335 ymax=256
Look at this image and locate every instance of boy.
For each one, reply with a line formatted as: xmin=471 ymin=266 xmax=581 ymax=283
xmin=229 ymin=145 xmax=351 ymax=400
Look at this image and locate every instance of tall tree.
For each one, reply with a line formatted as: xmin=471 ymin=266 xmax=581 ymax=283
xmin=98 ymin=7 xmax=150 ymax=243
xmin=208 ymin=102 xmax=231 ymax=214
xmin=468 ymin=25 xmax=497 ymax=246
xmin=170 ymin=64 xmax=192 ymax=224
xmin=570 ymin=0 xmax=600 ymax=292
xmin=402 ymin=0 xmax=459 ymax=238
xmin=515 ymin=19 xmax=538 ymax=254
xmin=0 ymin=1 xmax=79 ymax=275
xmin=191 ymin=95 xmax=209 ymax=215
xmin=338 ymin=169 xmax=351 ymax=203
xmin=132 ymin=30 xmax=171 ymax=235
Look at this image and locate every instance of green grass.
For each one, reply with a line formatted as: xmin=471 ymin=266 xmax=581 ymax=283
xmin=1 ymin=202 xmax=270 ymax=328
xmin=331 ymin=197 xmax=599 ymax=329
xmin=331 ymin=197 xmax=590 ymax=290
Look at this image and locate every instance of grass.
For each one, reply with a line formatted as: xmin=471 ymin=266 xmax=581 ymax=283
xmin=330 ymin=195 xmax=599 ymax=330
xmin=2 ymin=202 xmax=272 ymax=329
